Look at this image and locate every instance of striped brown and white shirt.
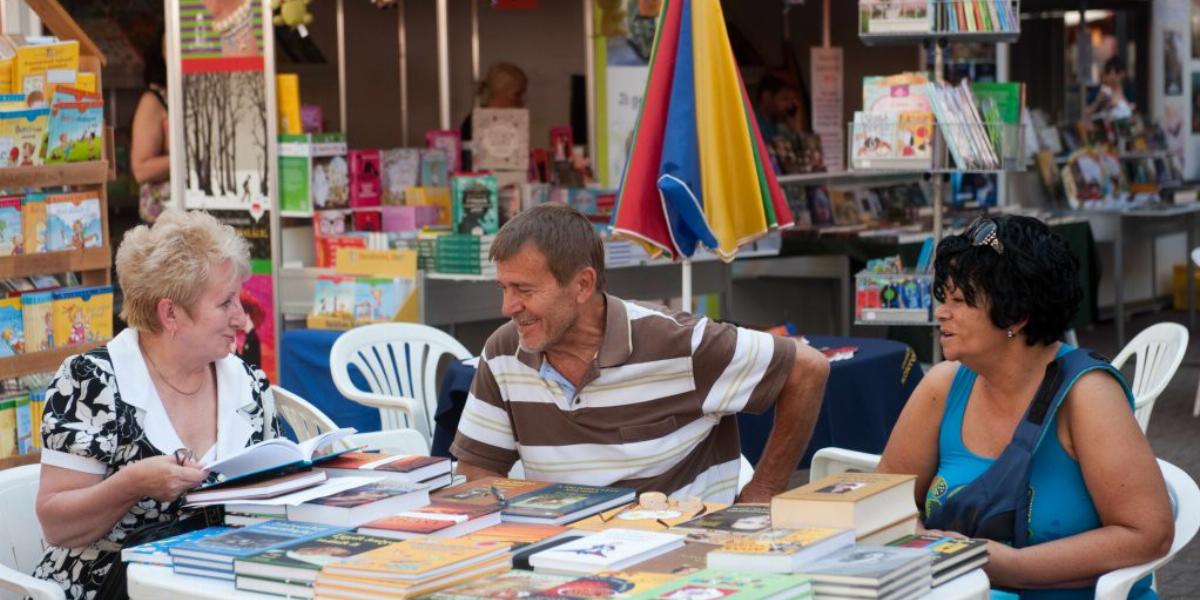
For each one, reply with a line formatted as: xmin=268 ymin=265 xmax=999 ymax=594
xmin=450 ymin=294 xmax=797 ymax=503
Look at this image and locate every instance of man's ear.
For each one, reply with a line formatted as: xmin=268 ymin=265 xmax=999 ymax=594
xmin=574 ymin=267 xmax=597 ymax=304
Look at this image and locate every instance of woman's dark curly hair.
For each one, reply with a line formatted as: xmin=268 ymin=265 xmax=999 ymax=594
xmin=933 ymin=215 xmax=1081 ymax=346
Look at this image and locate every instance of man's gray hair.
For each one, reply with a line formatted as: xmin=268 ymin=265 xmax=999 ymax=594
xmin=489 ymin=204 xmax=606 ymax=292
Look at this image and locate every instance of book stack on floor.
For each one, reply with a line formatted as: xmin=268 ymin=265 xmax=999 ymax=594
xmin=233 ymin=531 xmax=397 ymax=598
xmin=706 ymin=528 xmax=856 ymax=573
xmin=166 ymin=521 xmax=347 ymax=581
xmin=529 ymin=528 xmax=685 ymax=576
xmin=633 ymin=569 xmax=814 ymax=600
xmin=886 ymin=534 xmax=988 ymax=587
xmin=770 ymin=473 xmax=918 ymax=544
xmin=320 ymin=451 xmax=453 ymax=490
xmin=797 ymin=546 xmax=932 ymax=600
xmin=314 ymin=537 xmax=511 ymax=599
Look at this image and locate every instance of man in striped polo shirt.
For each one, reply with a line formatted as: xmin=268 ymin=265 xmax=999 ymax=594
xmin=451 ymin=205 xmax=829 ymax=503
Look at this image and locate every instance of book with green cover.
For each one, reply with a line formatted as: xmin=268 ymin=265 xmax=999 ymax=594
xmin=631 ymin=569 xmax=812 ymax=600
xmin=970 ymin=82 xmax=1023 ymax=125
xmin=502 ymin=483 xmax=636 ymax=525
xmin=234 ymin=531 xmax=397 ymax=584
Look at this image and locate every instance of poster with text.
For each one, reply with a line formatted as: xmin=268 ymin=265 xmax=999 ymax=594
xmin=810 ymin=47 xmax=844 ymax=173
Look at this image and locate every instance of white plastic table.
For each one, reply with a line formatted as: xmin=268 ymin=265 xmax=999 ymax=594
xmin=127 ymin=563 xmax=991 ymax=599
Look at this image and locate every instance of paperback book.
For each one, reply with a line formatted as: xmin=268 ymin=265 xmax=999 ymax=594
xmin=234 ymin=531 xmax=397 ymax=585
xmin=630 ymin=569 xmax=813 ymax=600
xmin=529 ymin=528 xmax=685 ymax=576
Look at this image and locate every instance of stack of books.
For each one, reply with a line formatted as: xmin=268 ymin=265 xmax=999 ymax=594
xmin=706 ymin=528 xmax=857 ymax=573
xmin=357 ymin=500 xmax=501 ymax=539
xmin=669 ymin=504 xmax=773 ymax=544
xmin=529 ymin=528 xmax=685 ymax=576
xmin=635 ymin=569 xmax=814 ymax=600
xmin=233 ymin=531 xmax=397 ymax=598
xmin=285 ymin=479 xmax=431 ymax=527
xmin=886 ymin=534 xmax=988 ymax=586
xmin=797 ymin=546 xmax=932 ymax=600
xmin=770 ymin=473 xmax=918 ymax=544
xmin=423 ymin=570 xmax=573 ymax=599
xmin=433 ymin=477 xmax=636 ymax=526
xmin=935 ymin=0 xmax=1019 ymax=34
xmin=571 ymin=502 xmax=723 ymax=532
xmin=121 ymin=527 xmax=232 ymax=567
xmin=166 ymin=521 xmax=347 ymax=581
xmin=314 ymin=537 xmax=511 ymax=599
xmin=319 ymin=451 xmax=453 ymax=490
xmin=925 ymin=80 xmax=1001 ymax=171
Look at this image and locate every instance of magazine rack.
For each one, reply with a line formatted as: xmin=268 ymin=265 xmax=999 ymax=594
xmin=859 ymin=0 xmax=1021 ymax=46
xmin=856 ymin=0 xmax=1023 ymax=351
xmin=848 ymin=120 xmax=1025 ymax=172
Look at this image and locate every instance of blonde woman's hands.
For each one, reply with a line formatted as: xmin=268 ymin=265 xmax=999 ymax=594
xmin=129 ymin=455 xmax=209 ymax=502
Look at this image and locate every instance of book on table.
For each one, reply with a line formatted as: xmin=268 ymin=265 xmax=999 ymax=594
xmin=770 ymin=473 xmax=916 ymax=538
xmin=201 ymin=427 xmax=356 ymax=487
xmin=499 ymin=482 xmax=636 ymax=525
xmin=457 ymin=521 xmax=575 ymax=551
xmin=886 ymin=534 xmax=988 ymax=586
xmin=356 ymin=500 xmax=501 ymax=539
xmin=184 ymin=469 xmax=329 ymax=506
xmin=857 ymin=512 xmax=919 ymax=545
xmin=528 ymin=528 xmax=685 ymax=576
xmin=570 ymin=502 xmax=724 ymax=532
xmin=233 ymin=531 xmax=397 ymax=586
xmin=319 ymin=451 xmax=451 ymax=484
xmin=168 ymin=520 xmax=348 ymax=568
xmin=630 ymin=568 xmax=813 ymax=600
xmin=423 ymin=569 xmax=573 ymax=599
xmin=536 ymin=570 xmax=680 ymax=598
xmin=285 ymin=479 xmax=431 ymax=527
xmin=121 ymin=527 xmax=233 ymax=566
xmin=431 ymin=476 xmax=554 ymax=512
xmin=314 ymin=557 xmax=510 ymax=599
xmin=319 ymin=537 xmax=511 ymax=582
xmin=706 ymin=528 xmax=857 ymax=573
xmin=796 ymin=545 xmax=932 ymax=597
xmin=628 ymin=540 xmax=720 ymax=575
xmin=669 ymin=503 xmax=773 ymax=544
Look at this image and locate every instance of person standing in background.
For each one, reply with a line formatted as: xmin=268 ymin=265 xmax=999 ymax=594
xmin=131 ymin=26 xmax=171 ymax=224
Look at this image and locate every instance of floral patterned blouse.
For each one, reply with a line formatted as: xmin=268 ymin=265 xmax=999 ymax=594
xmin=33 ymin=328 xmax=283 ymax=600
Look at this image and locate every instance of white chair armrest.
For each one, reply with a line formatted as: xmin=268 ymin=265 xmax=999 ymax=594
xmin=344 ymin=429 xmax=429 ymax=456
xmin=338 ymin=391 xmax=419 ymax=415
xmin=1094 ymin=558 xmax=1166 ymax=600
xmin=810 ymin=447 xmax=882 ymax=482
xmin=0 ymin=562 xmax=65 ymax=600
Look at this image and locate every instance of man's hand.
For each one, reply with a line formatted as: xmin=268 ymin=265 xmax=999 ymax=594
xmin=735 ymin=480 xmax=776 ymax=504
xmin=457 ymin=460 xmax=507 ymax=482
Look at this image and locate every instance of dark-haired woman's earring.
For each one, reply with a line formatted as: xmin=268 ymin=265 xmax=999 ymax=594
xmin=1006 ymin=329 xmax=1015 ymax=339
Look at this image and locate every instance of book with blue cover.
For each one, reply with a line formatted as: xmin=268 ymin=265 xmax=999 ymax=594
xmin=122 ymin=527 xmax=234 ymax=566
xmin=501 ymin=483 xmax=636 ymax=525
xmin=168 ymin=520 xmax=348 ymax=566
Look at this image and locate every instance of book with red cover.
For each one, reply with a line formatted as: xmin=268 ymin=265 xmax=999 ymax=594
xmin=320 ymin=451 xmax=450 ymax=483
xmin=357 ymin=501 xmax=501 ymax=539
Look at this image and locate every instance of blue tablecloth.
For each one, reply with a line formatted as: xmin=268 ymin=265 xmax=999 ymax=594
xmin=738 ymin=335 xmax=922 ymax=469
xmin=281 ymin=330 xmax=922 ymax=468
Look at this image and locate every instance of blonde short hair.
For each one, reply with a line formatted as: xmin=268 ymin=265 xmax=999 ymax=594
xmin=116 ymin=209 xmax=251 ymax=332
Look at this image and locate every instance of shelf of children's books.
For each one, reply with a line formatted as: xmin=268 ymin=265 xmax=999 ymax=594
xmin=0 ymin=452 xmax=40 ymax=471
xmin=0 ymin=247 xmax=111 ymax=279
xmin=0 ymin=161 xmax=109 ymax=189
xmin=859 ymin=30 xmax=1020 ymax=46
xmin=2 ymin=339 xmax=106 ymax=379
xmin=858 ymin=0 xmax=1021 ymax=46
xmin=776 ymin=170 xmax=926 ymax=185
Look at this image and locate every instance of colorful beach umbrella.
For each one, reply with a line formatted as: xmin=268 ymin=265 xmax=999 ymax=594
xmin=612 ymin=0 xmax=793 ymax=262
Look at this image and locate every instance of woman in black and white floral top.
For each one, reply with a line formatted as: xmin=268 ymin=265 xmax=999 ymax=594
xmin=33 ymin=210 xmax=283 ymax=600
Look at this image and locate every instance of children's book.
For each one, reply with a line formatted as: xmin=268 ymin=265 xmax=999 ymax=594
xmin=707 ymin=528 xmax=856 ymax=573
xmin=51 ymin=285 xmax=111 ymax=347
xmin=122 ymin=527 xmax=234 ymax=566
xmin=896 ymin=112 xmax=934 ymax=161
xmin=382 ymin=148 xmax=421 ymax=205
xmin=313 ymin=155 xmax=350 ymax=209
xmin=862 ymin=0 xmax=932 ymax=34
xmin=20 ymin=193 xmax=47 ymax=254
xmin=630 ymin=568 xmax=812 ymax=600
xmin=420 ymin=148 xmax=450 ymax=187
xmin=44 ymin=192 xmax=101 ymax=251
xmin=201 ymin=427 xmax=356 ymax=484
xmin=426 ymin=129 xmax=462 ymax=173
xmin=169 ymin=520 xmax=348 ymax=566
xmin=501 ymin=482 xmax=637 ymax=525
xmin=313 ymin=275 xmax=356 ymax=317
xmin=13 ymin=39 xmax=78 ymax=104
xmin=234 ymin=531 xmax=396 ymax=584
xmin=44 ymin=101 xmax=102 ymax=163
xmin=851 ymin=112 xmax=897 ymax=169
xmin=862 ymin=73 xmax=931 ymax=114
xmin=0 ymin=107 xmax=50 ymax=167
xmin=405 ymin=186 xmax=452 ymax=226
xmin=0 ymin=195 xmax=20 ymax=254
xmin=320 ymin=537 xmax=510 ymax=582
xmin=20 ymin=290 xmax=53 ymax=352
xmin=472 ymin=107 xmax=530 ymax=171
xmin=0 ymin=297 xmax=23 ymax=356
xmin=351 ymin=278 xmax=402 ymax=322
xmin=529 ymin=528 xmax=685 ymax=576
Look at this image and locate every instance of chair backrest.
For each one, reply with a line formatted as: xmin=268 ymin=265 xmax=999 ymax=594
xmin=1110 ymin=322 xmax=1189 ymax=432
xmin=0 ymin=465 xmax=45 ymax=575
xmin=271 ymin=385 xmax=340 ymax=443
xmin=330 ymin=323 xmax=472 ymax=445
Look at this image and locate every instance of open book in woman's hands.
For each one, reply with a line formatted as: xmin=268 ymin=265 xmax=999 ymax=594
xmin=200 ymin=427 xmax=357 ymax=488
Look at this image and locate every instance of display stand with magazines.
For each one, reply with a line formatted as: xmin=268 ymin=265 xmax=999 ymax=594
xmin=853 ymin=0 xmax=1025 ymax=360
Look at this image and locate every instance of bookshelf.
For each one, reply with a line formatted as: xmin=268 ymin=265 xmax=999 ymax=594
xmin=854 ymin=0 xmax=1024 ymax=358
xmin=2 ymin=0 xmax=111 ymax=470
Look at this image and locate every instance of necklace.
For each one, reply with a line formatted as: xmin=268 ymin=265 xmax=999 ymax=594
xmin=142 ymin=344 xmax=208 ymax=397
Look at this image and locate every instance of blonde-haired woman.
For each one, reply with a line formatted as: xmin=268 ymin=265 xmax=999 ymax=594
xmin=33 ymin=209 xmax=281 ymax=600
xmin=461 ymin=62 xmax=528 ymax=170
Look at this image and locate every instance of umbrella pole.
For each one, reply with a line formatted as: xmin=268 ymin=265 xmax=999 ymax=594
xmin=682 ymin=259 xmax=693 ymax=313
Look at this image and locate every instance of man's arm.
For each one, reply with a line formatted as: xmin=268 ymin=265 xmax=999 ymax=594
xmin=737 ymin=340 xmax=828 ymax=502
xmin=457 ymin=461 xmax=506 ymax=481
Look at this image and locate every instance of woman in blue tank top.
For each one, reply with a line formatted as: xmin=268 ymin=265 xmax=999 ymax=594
xmin=876 ymin=215 xmax=1172 ymax=598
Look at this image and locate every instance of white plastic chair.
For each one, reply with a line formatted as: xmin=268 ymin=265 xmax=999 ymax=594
xmin=330 ymin=323 xmax=472 ymax=449
xmin=1110 ymin=322 xmax=1189 ymax=432
xmin=507 ymin=455 xmax=754 ymax=495
xmin=0 ymin=465 xmax=64 ymax=600
xmin=271 ymin=385 xmax=427 ymax=456
xmin=808 ymin=448 xmax=1200 ymax=600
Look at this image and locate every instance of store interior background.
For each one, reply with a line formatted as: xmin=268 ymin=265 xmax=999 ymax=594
xmin=12 ymin=0 xmax=1196 ymax=352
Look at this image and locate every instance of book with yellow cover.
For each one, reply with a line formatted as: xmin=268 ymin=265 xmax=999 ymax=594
xmin=536 ymin=570 xmax=679 ymax=598
xmin=51 ymin=286 xmax=112 ymax=347
xmin=13 ymin=39 xmax=79 ymax=104
xmin=770 ymin=473 xmax=916 ymax=536
xmin=315 ymin=556 xmax=509 ymax=598
xmin=404 ymin=186 xmax=452 ymax=226
xmin=571 ymin=502 xmax=723 ymax=532
xmin=707 ymin=528 xmax=855 ymax=573
xmin=320 ymin=537 xmax=509 ymax=582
